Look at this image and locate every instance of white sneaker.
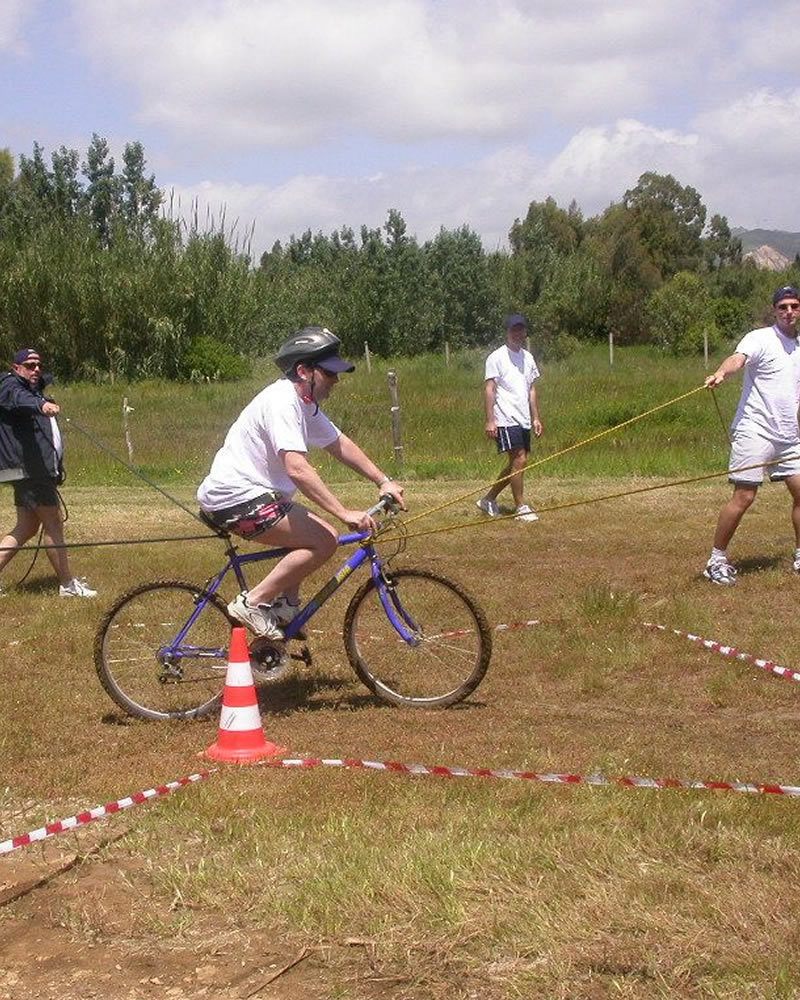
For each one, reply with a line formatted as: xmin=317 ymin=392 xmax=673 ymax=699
xmin=270 ymin=596 xmax=301 ymax=626
xmin=793 ymin=555 xmax=800 ymax=574
xmin=476 ymin=497 xmax=499 ymax=517
xmin=227 ymin=593 xmax=284 ymax=640
xmin=514 ymin=504 xmax=539 ymax=523
xmin=59 ymin=577 xmax=97 ymax=598
xmin=702 ymin=559 xmax=737 ymax=586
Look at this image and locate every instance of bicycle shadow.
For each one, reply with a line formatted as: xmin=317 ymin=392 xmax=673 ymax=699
xmin=257 ymin=673 xmax=487 ymax=715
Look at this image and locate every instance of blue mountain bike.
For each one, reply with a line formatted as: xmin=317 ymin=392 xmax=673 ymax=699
xmin=94 ymin=497 xmax=492 ymax=720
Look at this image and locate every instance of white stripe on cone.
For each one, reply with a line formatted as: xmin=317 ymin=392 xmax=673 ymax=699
xmin=220 ymin=704 xmax=263 ymax=731
xmin=225 ymin=660 xmax=256 ymax=686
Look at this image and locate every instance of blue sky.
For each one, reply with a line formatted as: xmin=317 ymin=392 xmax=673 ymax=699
xmin=2 ymin=0 xmax=799 ymax=256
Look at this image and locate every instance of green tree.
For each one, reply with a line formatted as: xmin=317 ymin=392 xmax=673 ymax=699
xmin=82 ymin=133 xmax=120 ymax=244
xmin=702 ymin=214 xmax=742 ymax=270
xmin=623 ymin=172 xmax=706 ymax=278
xmin=583 ymin=203 xmax=661 ymax=343
xmin=121 ymin=141 xmax=162 ymax=232
xmin=424 ymin=225 xmax=495 ymax=347
xmin=645 ymin=271 xmax=719 ymax=356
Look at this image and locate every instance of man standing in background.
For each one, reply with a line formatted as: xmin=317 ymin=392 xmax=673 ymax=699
xmin=0 ymin=348 xmax=96 ymax=597
xmin=476 ymin=314 xmax=543 ymax=523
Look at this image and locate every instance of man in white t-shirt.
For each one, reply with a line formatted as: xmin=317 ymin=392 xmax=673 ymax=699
xmin=197 ymin=326 xmax=404 ymax=637
xmin=702 ymin=285 xmax=800 ymax=585
xmin=475 ymin=313 xmax=543 ymax=523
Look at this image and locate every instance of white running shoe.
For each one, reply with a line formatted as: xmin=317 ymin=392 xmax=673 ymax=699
xmin=59 ymin=577 xmax=97 ymax=598
xmin=702 ymin=559 xmax=737 ymax=586
xmin=476 ymin=497 xmax=500 ymax=517
xmin=793 ymin=555 xmax=800 ymax=574
xmin=270 ymin=595 xmax=301 ymax=626
xmin=271 ymin=595 xmax=308 ymax=639
xmin=227 ymin=592 xmax=284 ymax=639
xmin=514 ymin=504 xmax=539 ymax=523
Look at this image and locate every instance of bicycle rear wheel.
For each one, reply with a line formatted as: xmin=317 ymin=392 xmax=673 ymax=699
xmin=94 ymin=580 xmax=230 ymax=721
xmin=343 ymin=569 xmax=491 ymax=708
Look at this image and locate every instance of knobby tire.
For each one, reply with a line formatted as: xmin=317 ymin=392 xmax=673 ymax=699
xmin=94 ymin=579 xmax=230 ymax=721
xmin=343 ymin=569 xmax=491 ymax=708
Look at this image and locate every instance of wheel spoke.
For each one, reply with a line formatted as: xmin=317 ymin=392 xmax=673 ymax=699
xmin=344 ymin=570 xmax=491 ymax=707
xmin=96 ymin=582 xmax=228 ymax=720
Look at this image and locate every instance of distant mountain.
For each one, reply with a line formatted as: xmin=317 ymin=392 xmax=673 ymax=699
xmin=743 ymin=245 xmax=791 ymax=271
xmin=732 ymin=227 xmax=800 ymax=260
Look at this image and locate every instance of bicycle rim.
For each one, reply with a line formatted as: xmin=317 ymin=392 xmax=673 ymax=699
xmin=343 ymin=569 xmax=491 ymax=708
xmin=95 ymin=580 xmax=229 ymax=720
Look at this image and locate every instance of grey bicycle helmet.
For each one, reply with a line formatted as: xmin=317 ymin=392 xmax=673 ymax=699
xmin=274 ymin=326 xmax=355 ymax=378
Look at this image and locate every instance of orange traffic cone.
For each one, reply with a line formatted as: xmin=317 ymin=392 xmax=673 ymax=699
xmin=203 ymin=627 xmax=287 ymax=762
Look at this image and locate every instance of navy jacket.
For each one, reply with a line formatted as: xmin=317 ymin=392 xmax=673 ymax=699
xmin=0 ymin=371 xmax=64 ymax=483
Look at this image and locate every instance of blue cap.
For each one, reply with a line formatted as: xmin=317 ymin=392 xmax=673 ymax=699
xmin=13 ymin=348 xmax=40 ymax=365
xmin=773 ymin=286 xmax=800 ymax=306
xmin=504 ymin=313 xmax=528 ymax=329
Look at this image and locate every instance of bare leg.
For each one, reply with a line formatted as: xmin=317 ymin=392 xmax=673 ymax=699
xmin=784 ymin=475 xmax=800 ymax=547
xmin=484 ymin=453 xmax=515 ymax=503
xmin=36 ymin=505 xmax=73 ymax=585
xmin=506 ymin=448 xmax=529 ymax=508
xmin=0 ymin=507 xmax=41 ymax=576
xmin=712 ymin=484 xmax=758 ymax=551
xmin=243 ymin=505 xmax=338 ymax=606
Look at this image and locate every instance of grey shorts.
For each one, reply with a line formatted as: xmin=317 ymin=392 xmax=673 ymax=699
xmin=13 ymin=478 xmax=59 ymax=510
xmin=202 ymin=490 xmax=293 ymax=539
xmin=729 ymin=432 xmax=800 ymax=485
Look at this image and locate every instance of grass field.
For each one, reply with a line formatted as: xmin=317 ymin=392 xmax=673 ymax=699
xmin=0 ymin=470 xmax=800 ymax=998
xmin=53 ymin=343 xmax=735 ymax=488
xmin=3 ymin=456 xmax=800 ymax=997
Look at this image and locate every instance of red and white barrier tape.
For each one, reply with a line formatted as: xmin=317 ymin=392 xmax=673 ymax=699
xmin=643 ymin=622 xmax=800 ymax=684
xmin=3 ymin=618 xmax=796 ymax=854
xmin=261 ymin=756 xmax=800 ymax=798
xmin=494 ymin=617 xmax=800 ymax=687
xmin=0 ymin=771 xmax=210 ymax=856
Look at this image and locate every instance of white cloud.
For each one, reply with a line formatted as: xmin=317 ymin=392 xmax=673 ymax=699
xmin=732 ymin=0 xmax=800 ymax=70
xmin=0 ymin=0 xmax=34 ymax=53
xmin=74 ymin=0 xmax=724 ymax=147
xmin=166 ymin=85 xmax=800 ymax=258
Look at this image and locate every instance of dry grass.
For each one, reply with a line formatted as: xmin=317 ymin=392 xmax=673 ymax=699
xmin=3 ymin=477 xmax=800 ymax=998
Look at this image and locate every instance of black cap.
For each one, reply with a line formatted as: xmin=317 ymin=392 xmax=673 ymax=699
xmin=504 ymin=313 xmax=528 ymax=329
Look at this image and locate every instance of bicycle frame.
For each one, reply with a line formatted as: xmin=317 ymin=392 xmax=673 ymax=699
xmin=165 ymin=529 xmax=422 ymax=662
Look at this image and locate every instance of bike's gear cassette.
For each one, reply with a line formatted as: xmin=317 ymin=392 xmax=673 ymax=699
xmin=249 ymin=637 xmax=291 ymax=682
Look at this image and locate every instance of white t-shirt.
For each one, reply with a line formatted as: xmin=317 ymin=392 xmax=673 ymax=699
xmin=731 ymin=325 xmax=800 ymax=444
xmin=484 ymin=345 xmax=540 ymax=429
xmin=197 ymin=378 xmax=340 ymax=510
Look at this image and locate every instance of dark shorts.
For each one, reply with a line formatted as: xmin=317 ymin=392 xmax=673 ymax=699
xmin=13 ymin=478 xmax=59 ymax=510
xmin=202 ymin=490 xmax=293 ymax=539
xmin=495 ymin=425 xmax=531 ymax=454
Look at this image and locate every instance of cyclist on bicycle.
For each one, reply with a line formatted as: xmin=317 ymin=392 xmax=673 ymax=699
xmin=197 ymin=326 xmax=405 ymax=639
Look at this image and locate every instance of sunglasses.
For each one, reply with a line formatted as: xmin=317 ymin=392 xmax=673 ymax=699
xmin=776 ymin=303 xmax=800 ymax=311
xmin=21 ymin=360 xmax=42 ymax=369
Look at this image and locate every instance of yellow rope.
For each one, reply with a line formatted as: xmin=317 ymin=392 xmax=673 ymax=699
xmin=401 ymin=383 xmax=708 ymax=527
xmin=383 ymin=456 xmax=781 ymax=544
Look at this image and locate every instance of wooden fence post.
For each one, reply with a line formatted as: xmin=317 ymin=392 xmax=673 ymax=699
xmin=445 ymin=341 xmax=450 ymax=367
xmin=387 ymin=370 xmax=403 ymax=469
xmin=364 ymin=341 xmax=372 ymax=373
xmin=609 ymin=330 xmax=614 ymax=368
xmin=122 ymin=397 xmax=134 ymax=462
xmin=703 ymin=329 xmax=709 ymax=369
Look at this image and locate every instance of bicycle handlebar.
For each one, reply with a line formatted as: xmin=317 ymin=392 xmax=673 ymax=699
xmin=365 ymin=494 xmax=402 ymax=519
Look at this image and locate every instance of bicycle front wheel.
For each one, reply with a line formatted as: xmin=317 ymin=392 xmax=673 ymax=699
xmin=94 ymin=580 xmax=230 ymax=721
xmin=343 ymin=569 xmax=492 ymax=708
